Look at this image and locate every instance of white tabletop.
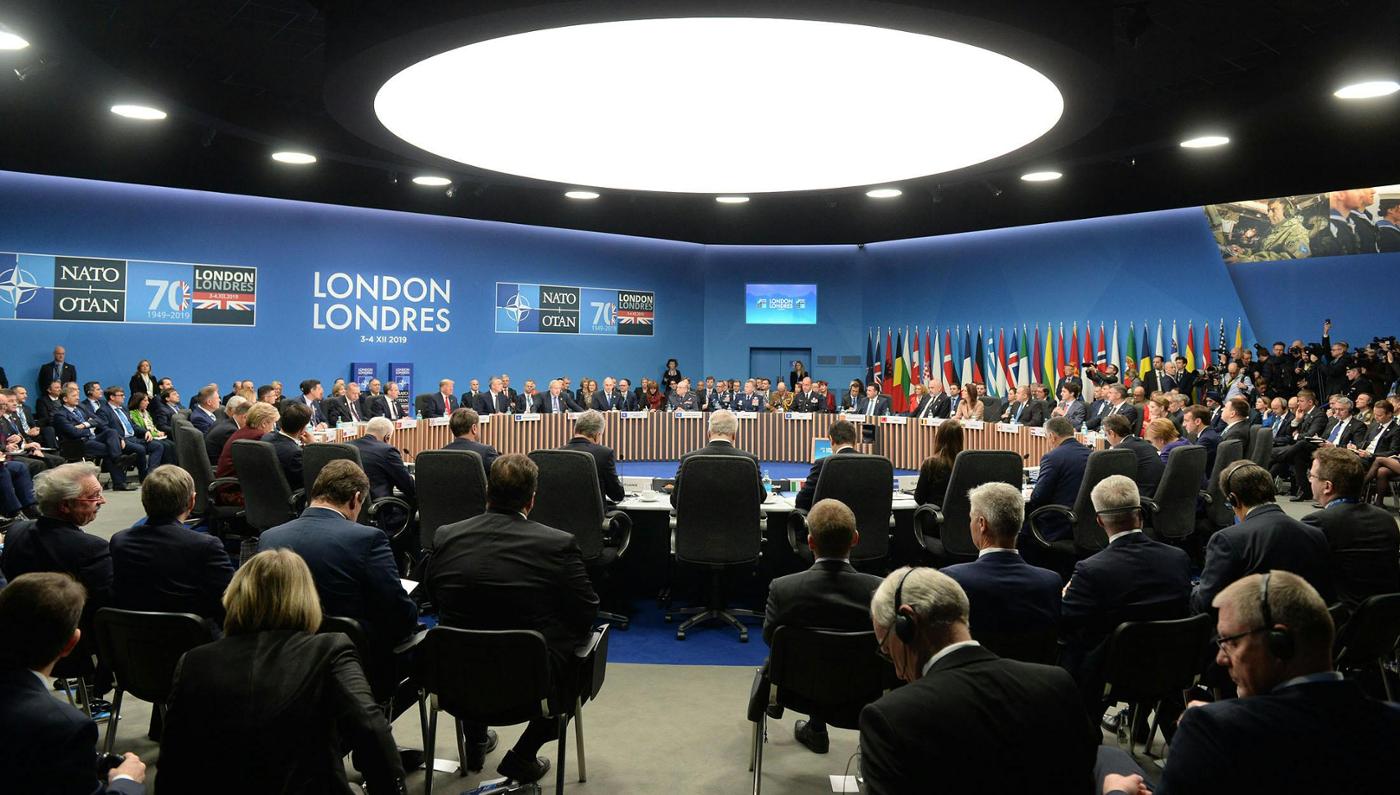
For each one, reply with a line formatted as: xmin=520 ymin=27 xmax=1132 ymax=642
xmin=615 ymin=490 xmax=919 ymax=513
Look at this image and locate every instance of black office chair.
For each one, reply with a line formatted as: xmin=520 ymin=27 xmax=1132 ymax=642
xmin=1141 ymin=444 xmax=1207 ymax=542
xmin=1202 ymin=439 xmax=1245 ymax=531
xmin=171 ymin=417 xmax=241 ymax=536
xmin=972 ymin=625 xmax=1060 ymax=665
xmin=786 ymin=453 xmax=893 ymax=570
xmin=413 ymin=449 xmax=487 ymax=553
xmin=413 ymin=394 xmax=434 ymax=418
xmin=668 ymin=454 xmax=764 ymax=641
xmin=747 ymin=628 xmax=898 ymax=793
xmin=230 ymin=439 xmax=302 ymax=562
xmin=1029 ymin=448 xmax=1137 ymax=560
xmin=93 ymin=608 xmax=214 ymax=754
xmin=1247 ymin=425 xmax=1273 ymax=468
xmin=1334 ymin=593 xmax=1400 ymax=701
xmin=302 ymin=442 xmax=414 ymax=539
xmin=913 ymin=450 xmax=1022 ymax=566
xmin=1100 ymin=613 xmax=1215 ymax=756
xmin=981 ymin=396 xmax=1004 ymax=422
xmin=407 ymin=625 xmax=609 ymax=795
xmin=529 ymin=450 xmax=634 ymax=628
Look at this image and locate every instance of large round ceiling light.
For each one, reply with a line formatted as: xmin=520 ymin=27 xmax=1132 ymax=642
xmin=374 ymin=17 xmax=1064 ymax=194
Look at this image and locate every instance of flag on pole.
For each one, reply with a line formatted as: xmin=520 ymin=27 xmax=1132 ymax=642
xmin=1139 ymin=322 xmax=1152 ymax=379
xmin=1171 ymin=320 xmax=1180 ymax=359
xmin=1007 ymin=327 xmax=1020 ymax=391
xmin=1019 ymin=325 xmax=1032 ymax=387
xmin=1081 ymin=322 xmax=1094 ymax=397
xmin=1125 ymin=322 xmax=1138 ymax=385
xmin=1083 ymin=321 xmax=1093 ymax=372
xmin=1217 ymin=318 xmax=1227 ymax=362
xmin=865 ymin=329 xmax=875 ymax=387
xmin=1056 ymin=323 xmax=1066 ymax=383
xmin=1043 ymin=323 xmax=1054 ymax=388
xmin=1070 ymin=322 xmax=1079 ymax=378
xmin=944 ymin=328 xmax=958 ymax=387
xmin=930 ymin=329 xmax=941 ymax=391
xmin=1110 ymin=321 xmax=1121 ymax=374
xmin=883 ymin=328 xmax=894 ymax=397
xmin=902 ymin=327 xmax=914 ymax=409
xmin=1202 ymin=321 xmax=1212 ymax=368
xmin=892 ymin=328 xmax=907 ymax=412
xmin=1096 ymin=322 xmax=1108 ymax=372
xmin=973 ymin=327 xmax=986 ymax=387
xmin=1154 ymin=319 xmax=1164 ymax=361
xmin=996 ymin=328 xmax=1009 ymax=396
xmin=960 ymin=327 xmax=973 ymax=387
xmin=1234 ymin=318 xmax=1243 ymax=354
xmin=1032 ymin=323 xmax=1043 ymax=387
xmin=1185 ymin=320 xmax=1197 ymax=372
xmin=910 ymin=327 xmax=922 ymax=388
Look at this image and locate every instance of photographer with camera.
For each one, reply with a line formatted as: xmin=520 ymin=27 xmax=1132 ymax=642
xmin=1083 ymin=362 xmax=1120 ymax=387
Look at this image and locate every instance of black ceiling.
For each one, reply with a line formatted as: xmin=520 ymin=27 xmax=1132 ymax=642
xmin=0 ymin=0 xmax=1396 ymax=245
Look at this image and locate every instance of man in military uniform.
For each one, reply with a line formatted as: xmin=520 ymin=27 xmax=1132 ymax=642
xmin=666 ymin=379 xmax=700 ymax=411
xmin=1349 ymin=187 xmax=1379 ymax=253
xmin=1227 ymin=198 xmax=1311 ymax=262
xmin=1377 ymin=196 xmax=1400 ymax=253
xmin=732 ymin=380 xmax=766 ymax=412
xmin=1313 ymin=190 xmax=1361 ymax=257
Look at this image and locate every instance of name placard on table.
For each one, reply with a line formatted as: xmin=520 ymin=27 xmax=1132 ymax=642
xmin=881 ymin=415 xmax=909 ymax=425
xmin=995 ymin=422 xmax=1021 ymax=434
xmin=566 ymin=412 xmax=586 ymax=420
xmin=962 ymin=420 xmax=986 ymax=430
xmin=620 ymin=411 xmax=650 ymax=420
xmin=427 ymin=416 xmax=450 ymax=427
xmin=514 ymin=413 xmax=542 ymax=422
xmin=477 ymin=413 xmax=490 ymax=424
xmin=396 ymin=418 xmax=417 ymax=430
xmin=734 ymin=412 xmax=759 ymax=420
xmin=783 ymin=412 xmax=813 ymax=421
xmin=1029 ymin=427 xmax=1048 ymax=437
xmin=920 ymin=417 xmax=946 ymax=427
xmin=673 ymin=411 xmax=705 ymax=419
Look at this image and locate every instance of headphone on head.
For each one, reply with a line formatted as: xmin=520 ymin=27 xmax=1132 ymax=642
xmin=1222 ymin=462 xmax=1265 ymax=511
xmin=1259 ymin=572 xmax=1295 ymax=660
xmin=891 ymin=568 xmax=917 ymax=644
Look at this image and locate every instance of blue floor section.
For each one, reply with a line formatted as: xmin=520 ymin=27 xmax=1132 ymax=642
xmin=606 ymin=599 xmax=771 ymax=666
xmin=618 ymin=460 xmax=916 ymax=479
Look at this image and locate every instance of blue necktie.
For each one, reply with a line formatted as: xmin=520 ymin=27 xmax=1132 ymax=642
xmin=1329 ymin=421 xmax=1344 ymax=444
xmin=115 ymin=408 xmax=134 ymax=436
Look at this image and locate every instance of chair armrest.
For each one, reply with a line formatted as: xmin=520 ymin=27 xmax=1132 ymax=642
xmin=289 ymin=489 xmax=305 ymax=513
xmin=392 ymin=627 xmax=429 ymax=655
xmin=209 ymin=476 xmax=241 ymax=492
xmin=746 ymin=667 xmax=772 ymax=723
xmin=912 ymin=503 xmax=944 ymax=553
xmin=1138 ymin=496 xmax=1159 ymax=527
xmin=603 ymin=509 xmax=633 ymax=560
xmin=1199 ymin=490 xmax=1213 ymax=506
xmin=574 ymin=625 xmax=606 ymax=659
xmin=574 ymin=625 xmax=610 ymax=703
xmin=786 ymin=508 xmax=809 ymax=553
xmin=1027 ymin=504 xmax=1075 ymax=548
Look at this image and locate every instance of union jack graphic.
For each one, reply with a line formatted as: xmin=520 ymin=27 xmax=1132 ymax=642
xmin=617 ymin=311 xmax=652 ymax=325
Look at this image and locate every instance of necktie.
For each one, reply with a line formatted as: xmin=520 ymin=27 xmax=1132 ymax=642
xmin=1367 ymin=422 xmax=1388 ymax=453
xmin=1329 ymin=420 xmax=1345 ymax=444
xmin=1013 ymin=403 xmax=1024 ymax=422
xmin=115 ymin=408 xmax=134 ymax=436
xmin=15 ymin=410 xmax=27 ymax=432
xmin=349 ymin=400 xmax=360 ymax=422
xmin=553 ymin=395 xmax=560 ymax=413
xmin=388 ymin=400 xmax=397 ymax=419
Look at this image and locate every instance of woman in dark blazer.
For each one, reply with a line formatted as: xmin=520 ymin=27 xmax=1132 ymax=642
xmin=157 ymin=548 xmax=404 ymax=794
xmin=789 ymin=360 xmax=809 ymax=389
xmin=914 ymin=420 xmax=964 ymax=506
xmin=128 ymin=360 xmax=156 ymax=403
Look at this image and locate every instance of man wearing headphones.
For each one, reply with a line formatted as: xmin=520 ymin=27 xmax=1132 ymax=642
xmin=859 ymin=567 xmax=1096 ymax=793
xmin=1100 ymin=571 xmax=1400 ymax=794
xmin=1189 ymin=461 xmax=1334 ymax=614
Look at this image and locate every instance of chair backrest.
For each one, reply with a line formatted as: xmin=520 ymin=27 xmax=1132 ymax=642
xmin=413 ymin=394 xmax=434 ymax=417
xmin=972 ymin=625 xmax=1061 ymax=665
xmin=813 ymin=454 xmax=894 ymax=563
xmin=673 ymin=454 xmax=763 ymax=565
xmin=937 ymin=450 xmax=1024 ymax=559
xmin=172 ymin=419 xmax=216 ymax=516
xmin=414 ymin=450 xmax=487 ymax=551
xmin=1334 ymin=593 xmax=1400 ymax=668
xmin=414 ymin=626 xmax=560 ymax=724
xmin=230 ymin=439 xmax=296 ymax=532
xmin=1101 ymin=613 xmax=1215 ymax=703
xmin=1204 ymin=439 xmax=1245 ymax=528
xmin=93 ymin=608 xmax=214 ymax=704
xmin=1069 ymin=448 xmax=1138 ymax=555
xmin=1149 ymin=444 xmax=1208 ymax=540
xmin=302 ymin=442 xmax=362 ymax=496
xmin=1247 ymin=426 xmax=1273 ymax=468
xmin=528 ymin=449 xmax=608 ymax=560
xmin=768 ymin=627 xmax=898 ymax=730
xmin=981 ymin=397 xmax=1004 ymax=422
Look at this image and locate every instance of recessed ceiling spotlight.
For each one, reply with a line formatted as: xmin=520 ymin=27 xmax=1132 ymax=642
xmin=374 ymin=17 xmax=1064 ymax=193
xmin=715 ymin=196 xmax=750 ymax=204
xmin=412 ymin=175 xmax=451 ymax=186
xmin=1020 ymin=171 xmax=1062 ymax=182
xmin=0 ymin=30 xmax=28 ymax=50
xmin=1334 ymin=80 xmax=1400 ymax=99
xmin=866 ymin=188 xmax=903 ymax=198
xmin=1179 ymin=135 xmax=1229 ymax=149
xmin=564 ymin=190 xmax=600 ymax=200
xmin=110 ymin=104 xmax=167 ymax=121
xmin=271 ymin=151 xmax=317 ymax=165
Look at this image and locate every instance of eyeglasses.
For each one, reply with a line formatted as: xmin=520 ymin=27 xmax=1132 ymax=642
xmin=874 ymin=627 xmax=894 ymax=662
xmin=1211 ymin=627 xmax=1265 ymax=651
xmin=75 ymin=495 xmax=106 ymax=503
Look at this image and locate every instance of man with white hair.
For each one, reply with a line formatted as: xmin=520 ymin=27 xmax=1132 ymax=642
xmin=562 ymin=410 xmax=625 ymax=503
xmin=204 ymin=394 xmax=248 ymax=464
xmin=1099 ymin=571 xmax=1400 ymax=795
xmin=940 ymin=482 xmax=1061 ymax=636
xmin=1060 ymin=474 xmax=1191 ymax=714
xmin=860 ymin=567 xmax=1096 ymax=792
xmin=349 ymin=417 xmax=416 ymax=522
xmin=535 ymin=379 xmax=582 ymax=414
xmin=670 ymin=410 xmax=761 ymax=507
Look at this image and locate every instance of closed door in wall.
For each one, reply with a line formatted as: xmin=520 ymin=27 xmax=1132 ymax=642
xmin=749 ymin=348 xmax=812 ymax=387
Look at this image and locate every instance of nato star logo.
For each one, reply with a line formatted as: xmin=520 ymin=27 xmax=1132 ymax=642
xmin=504 ymin=292 xmax=531 ymax=323
xmin=0 ymin=266 xmax=40 ymax=307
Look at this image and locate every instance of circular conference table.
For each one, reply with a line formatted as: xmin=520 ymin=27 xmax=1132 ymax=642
xmin=317 ymin=410 xmax=1104 ymax=470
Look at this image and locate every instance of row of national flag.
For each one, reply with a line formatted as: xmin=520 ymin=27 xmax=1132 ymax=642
xmin=863 ymin=318 xmax=1246 ymax=412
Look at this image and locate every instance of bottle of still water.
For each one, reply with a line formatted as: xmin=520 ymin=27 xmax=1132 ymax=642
xmin=762 ymin=470 xmax=773 ymax=496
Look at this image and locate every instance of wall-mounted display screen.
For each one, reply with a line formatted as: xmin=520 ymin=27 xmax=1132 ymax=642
xmin=745 ymin=283 xmax=817 ymax=324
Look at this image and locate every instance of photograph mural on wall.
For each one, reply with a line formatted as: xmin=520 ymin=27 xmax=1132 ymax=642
xmin=1206 ymin=184 xmax=1400 ymax=262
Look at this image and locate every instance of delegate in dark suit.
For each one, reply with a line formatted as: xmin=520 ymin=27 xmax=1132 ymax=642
xmin=110 ymin=519 xmax=234 ymax=624
xmin=1001 ymin=399 xmax=1045 ymax=427
xmin=37 ymin=361 xmax=77 ymax=396
xmin=1220 ymin=420 xmax=1252 ymax=450
xmin=157 ymin=630 xmax=404 ymax=794
xmin=350 ymin=435 xmax=416 ymax=503
xmin=590 ymin=390 xmax=624 ymax=412
xmin=1115 ymin=435 xmax=1166 ymax=496
xmin=907 ymin=392 xmax=951 ymax=419
xmin=1190 ymin=503 xmax=1334 ymax=613
xmin=562 ymin=436 xmax=625 ymax=503
xmin=858 ymin=645 xmax=1096 ymax=794
xmin=792 ymin=447 xmax=857 ymax=511
xmin=1108 ymin=401 xmax=1140 ymax=434
xmin=1083 ymin=398 xmax=1110 ymax=430
xmin=763 ymin=559 xmax=882 ymax=645
xmin=443 ymin=437 xmax=500 ymax=476
xmin=1302 ymin=502 xmax=1400 ymax=608
xmin=941 ymin=551 xmax=1061 ymax=634
xmin=535 ymin=391 xmax=583 ymax=414
xmin=0 ymin=669 xmax=143 ymax=795
xmin=204 ymin=416 xmax=238 ymax=464
xmin=1 ymin=517 xmax=113 ymax=629
xmin=1320 ymin=415 xmax=1367 ymax=449
xmin=189 ymin=405 xmax=218 ymax=434
xmin=1359 ymin=418 xmax=1400 ymax=457
xmin=259 ymin=507 xmax=418 ymax=679
xmin=477 ymin=391 xmax=513 ymax=415
xmin=1026 ymin=438 xmax=1091 ymax=542
xmin=324 ymin=394 xmax=362 ymax=426
xmin=1193 ymin=425 xmax=1222 ymax=472
xmin=367 ymin=394 xmax=402 ymax=420
xmin=418 ymin=392 xmax=456 ymax=419
xmin=260 ymin=431 xmax=305 ymax=490
xmin=670 ymin=439 xmax=763 ymax=508
xmin=1107 ymin=679 xmax=1400 ymax=794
